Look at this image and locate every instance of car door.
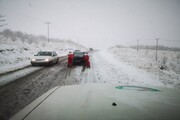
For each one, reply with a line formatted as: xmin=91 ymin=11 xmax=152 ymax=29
xmin=52 ymin=52 xmax=58 ymax=63
xmin=52 ymin=52 xmax=56 ymax=63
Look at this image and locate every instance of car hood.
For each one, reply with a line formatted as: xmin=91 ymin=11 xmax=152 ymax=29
xmin=11 ymin=84 xmax=180 ymax=120
xmin=32 ymin=56 xmax=52 ymax=59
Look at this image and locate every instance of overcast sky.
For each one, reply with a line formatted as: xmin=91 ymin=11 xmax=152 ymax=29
xmin=0 ymin=0 xmax=180 ymax=49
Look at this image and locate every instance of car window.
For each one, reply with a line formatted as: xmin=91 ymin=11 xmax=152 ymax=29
xmin=54 ymin=52 xmax=57 ymax=56
xmin=73 ymin=52 xmax=84 ymax=57
xmin=37 ymin=52 xmax=52 ymax=56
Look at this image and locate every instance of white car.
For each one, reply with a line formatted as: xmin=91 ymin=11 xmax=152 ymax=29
xmin=31 ymin=51 xmax=59 ymax=66
xmin=10 ymin=84 xmax=180 ymax=120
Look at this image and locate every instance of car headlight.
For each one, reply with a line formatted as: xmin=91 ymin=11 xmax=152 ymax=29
xmin=31 ymin=58 xmax=36 ymax=61
xmin=45 ymin=59 xmax=50 ymax=62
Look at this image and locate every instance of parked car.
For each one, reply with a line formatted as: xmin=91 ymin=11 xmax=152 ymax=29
xmin=10 ymin=84 xmax=180 ymax=120
xmin=73 ymin=51 xmax=85 ymax=66
xmin=31 ymin=51 xmax=59 ymax=66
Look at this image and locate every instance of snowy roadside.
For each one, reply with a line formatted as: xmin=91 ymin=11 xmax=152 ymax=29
xmin=108 ymin=47 xmax=180 ymax=89
xmin=68 ymin=51 xmax=165 ymax=88
xmin=0 ymin=61 xmax=31 ymax=75
xmin=0 ymin=67 xmax=43 ymax=87
xmin=93 ymin=51 xmax=165 ymax=87
xmin=0 ymin=35 xmax=86 ymax=75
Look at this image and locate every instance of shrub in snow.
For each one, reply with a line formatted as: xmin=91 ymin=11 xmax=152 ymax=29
xmin=160 ymin=56 xmax=168 ymax=70
xmin=160 ymin=64 xmax=167 ymax=70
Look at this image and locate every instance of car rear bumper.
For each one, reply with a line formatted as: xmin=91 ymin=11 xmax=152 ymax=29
xmin=73 ymin=61 xmax=85 ymax=65
xmin=73 ymin=59 xmax=84 ymax=65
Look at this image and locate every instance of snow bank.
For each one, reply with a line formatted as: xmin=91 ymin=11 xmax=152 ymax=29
xmin=108 ymin=47 xmax=180 ymax=89
xmin=0 ymin=34 xmax=87 ymax=74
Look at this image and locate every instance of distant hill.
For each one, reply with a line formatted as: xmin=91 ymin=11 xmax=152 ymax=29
xmin=0 ymin=29 xmax=85 ymax=48
xmin=130 ymin=45 xmax=180 ymax=51
xmin=109 ymin=44 xmax=180 ymax=51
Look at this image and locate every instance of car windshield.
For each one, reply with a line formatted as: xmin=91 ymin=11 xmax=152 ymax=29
xmin=73 ymin=52 xmax=84 ymax=57
xmin=37 ymin=52 xmax=52 ymax=56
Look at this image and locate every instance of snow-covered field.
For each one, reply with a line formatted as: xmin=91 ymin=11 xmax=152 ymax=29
xmin=108 ymin=47 xmax=180 ymax=89
xmin=0 ymin=34 xmax=86 ymax=74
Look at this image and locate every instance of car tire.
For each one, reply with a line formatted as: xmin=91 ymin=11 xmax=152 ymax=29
xmin=56 ymin=59 xmax=59 ymax=64
xmin=31 ymin=63 xmax=36 ymax=66
xmin=46 ymin=63 xmax=51 ymax=67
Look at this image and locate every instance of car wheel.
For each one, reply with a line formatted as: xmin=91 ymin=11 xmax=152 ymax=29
xmin=56 ymin=59 xmax=59 ymax=64
xmin=31 ymin=63 xmax=36 ymax=66
xmin=45 ymin=61 xmax=51 ymax=67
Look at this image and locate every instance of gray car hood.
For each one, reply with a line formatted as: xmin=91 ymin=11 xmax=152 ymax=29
xmin=33 ymin=56 xmax=52 ymax=60
xmin=11 ymin=84 xmax=180 ymax=120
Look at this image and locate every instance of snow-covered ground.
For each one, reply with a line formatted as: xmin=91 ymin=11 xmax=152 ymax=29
xmin=108 ymin=47 xmax=180 ymax=88
xmin=68 ymin=49 xmax=180 ymax=89
xmin=0 ymin=66 xmax=43 ymax=87
xmin=1 ymin=30 xmax=180 ymax=89
xmin=70 ymin=51 xmax=165 ymax=88
xmin=0 ymin=34 xmax=86 ymax=74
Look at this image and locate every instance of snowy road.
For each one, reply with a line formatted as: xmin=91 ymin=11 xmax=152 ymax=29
xmin=0 ymin=56 xmax=67 ymax=87
xmin=0 ymin=50 xmax=166 ymax=120
xmin=0 ymin=59 xmax=70 ymax=120
xmin=69 ymin=51 xmax=164 ymax=87
xmin=0 ymin=66 xmax=43 ymax=87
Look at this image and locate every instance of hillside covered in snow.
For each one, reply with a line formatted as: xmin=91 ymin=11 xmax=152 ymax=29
xmin=0 ymin=29 xmax=87 ymax=74
xmin=108 ymin=46 xmax=180 ymax=88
